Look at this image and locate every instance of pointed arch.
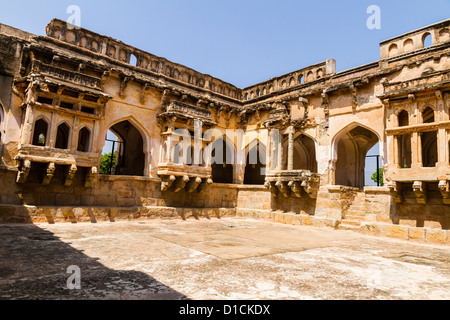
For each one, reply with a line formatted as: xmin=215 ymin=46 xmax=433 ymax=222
xmin=211 ymin=136 xmax=236 ymax=184
xmin=331 ymin=122 xmax=380 ymax=188
xmin=244 ymin=138 xmax=266 ymax=185
xmin=77 ymin=126 xmax=92 ymax=152
xmin=103 ymin=118 xmax=148 ymax=176
xmin=55 ymin=122 xmax=71 ymax=149
xmin=32 ymin=117 xmax=50 ymax=147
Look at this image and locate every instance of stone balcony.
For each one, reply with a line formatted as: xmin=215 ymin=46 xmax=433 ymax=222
xmin=157 ymin=163 xmax=212 ymax=193
xmin=264 ymin=170 xmax=320 ymax=199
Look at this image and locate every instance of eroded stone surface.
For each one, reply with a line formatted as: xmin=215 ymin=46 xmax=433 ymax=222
xmin=1 ymin=218 xmax=449 ymax=300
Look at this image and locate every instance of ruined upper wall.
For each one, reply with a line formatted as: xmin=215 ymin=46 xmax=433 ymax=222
xmin=45 ymin=19 xmax=242 ymax=101
xmin=241 ymin=59 xmax=336 ymax=103
xmin=380 ymin=19 xmax=450 ymax=60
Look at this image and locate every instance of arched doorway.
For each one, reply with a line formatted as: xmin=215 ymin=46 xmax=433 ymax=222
xmin=244 ymin=141 xmax=266 ymax=185
xmin=211 ymin=138 xmax=234 ymax=184
xmin=282 ymin=134 xmax=317 ymax=172
xmin=334 ymin=125 xmax=379 ymax=188
xmin=102 ymin=120 xmax=145 ymax=176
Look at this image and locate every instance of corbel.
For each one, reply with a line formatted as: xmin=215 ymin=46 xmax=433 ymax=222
xmin=408 ymin=94 xmax=416 ymax=102
xmin=101 ymin=70 xmax=110 ymax=89
xmin=186 ymin=177 xmax=203 ymax=193
xmin=64 ymin=164 xmax=78 ymax=187
xmin=275 ymin=181 xmax=290 ymax=198
xmin=412 ymin=181 xmax=427 ymax=204
xmin=173 ymin=175 xmax=190 ymax=193
xmin=387 ymin=181 xmax=403 ymax=203
xmin=119 ymin=76 xmax=133 ymax=98
xmin=16 ymin=160 xmax=31 ymax=184
xmin=382 ymin=98 xmax=391 ymax=109
xmin=288 ymin=181 xmax=303 ymax=198
xmin=264 ymin=181 xmax=278 ymax=197
xmin=350 ymin=83 xmax=358 ymax=109
xmin=197 ymin=178 xmax=213 ymax=193
xmin=298 ymin=97 xmax=309 ymax=119
xmin=42 ymin=163 xmax=56 ymax=186
xmin=435 ymin=90 xmax=442 ymax=100
xmin=161 ymin=175 xmax=176 ymax=192
xmin=438 ymin=180 xmax=450 ymax=205
xmin=302 ymin=179 xmax=319 ymax=199
xmin=140 ymin=83 xmax=151 ymax=104
xmin=84 ymin=166 xmax=97 ymax=188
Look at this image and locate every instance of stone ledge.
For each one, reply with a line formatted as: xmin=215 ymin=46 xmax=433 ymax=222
xmin=364 ymin=186 xmax=390 ymax=194
xmin=359 ymin=222 xmax=449 ymax=245
xmin=0 ymin=205 xmax=236 ymax=223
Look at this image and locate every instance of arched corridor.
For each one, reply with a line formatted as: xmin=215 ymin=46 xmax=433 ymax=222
xmin=103 ymin=120 xmax=145 ymax=176
xmin=244 ymin=141 xmax=266 ymax=185
xmin=334 ymin=125 xmax=379 ymax=189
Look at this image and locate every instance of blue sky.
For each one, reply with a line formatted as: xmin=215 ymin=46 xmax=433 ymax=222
xmin=1 ymin=0 xmax=449 ymax=87
xmin=1 ymin=0 xmax=447 ymax=185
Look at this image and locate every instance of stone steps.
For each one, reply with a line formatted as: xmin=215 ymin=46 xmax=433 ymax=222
xmin=338 ymin=221 xmax=362 ymax=230
xmin=345 ymin=214 xmax=368 ymax=221
xmin=340 ymin=219 xmax=362 ymax=227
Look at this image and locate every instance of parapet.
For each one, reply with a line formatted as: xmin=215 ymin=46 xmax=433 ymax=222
xmin=380 ymin=19 xmax=450 ymax=60
xmin=45 ymin=19 xmax=242 ymax=101
xmin=242 ymin=59 xmax=336 ymax=102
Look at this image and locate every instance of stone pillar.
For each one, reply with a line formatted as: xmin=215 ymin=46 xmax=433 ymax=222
xmin=411 ymin=132 xmax=421 ymax=168
xmin=266 ymin=129 xmax=272 ymax=171
xmin=438 ymin=128 xmax=447 ymax=165
xmin=49 ymin=112 xmax=57 ymax=148
xmin=20 ymin=104 xmax=35 ymax=145
xmin=287 ymin=127 xmax=294 ymax=171
xmin=277 ymin=133 xmax=283 ymax=170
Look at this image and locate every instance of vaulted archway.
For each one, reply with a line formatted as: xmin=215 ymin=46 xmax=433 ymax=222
xmin=333 ymin=125 xmax=379 ymax=188
xmin=211 ymin=137 xmax=235 ymax=184
xmin=244 ymin=140 xmax=266 ymax=185
xmin=104 ymin=120 xmax=145 ymax=176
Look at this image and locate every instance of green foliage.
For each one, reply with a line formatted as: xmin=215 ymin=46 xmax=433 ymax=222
xmin=100 ymin=152 xmax=117 ymax=174
xmin=371 ymin=168 xmax=384 ymax=186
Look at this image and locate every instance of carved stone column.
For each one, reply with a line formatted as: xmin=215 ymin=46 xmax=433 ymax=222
xmin=287 ymin=127 xmax=294 ymax=171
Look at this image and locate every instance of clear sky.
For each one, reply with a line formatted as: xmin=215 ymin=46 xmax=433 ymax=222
xmin=1 ymin=0 xmax=447 ymax=185
xmin=1 ymin=0 xmax=449 ymax=88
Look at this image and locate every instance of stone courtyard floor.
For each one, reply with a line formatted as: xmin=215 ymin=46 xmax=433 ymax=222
xmin=0 ymin=218 xmax=449 ymax=300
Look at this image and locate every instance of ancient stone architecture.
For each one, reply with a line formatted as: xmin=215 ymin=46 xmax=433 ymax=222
xmin=1 ymin=19 xmax=450 ymax=245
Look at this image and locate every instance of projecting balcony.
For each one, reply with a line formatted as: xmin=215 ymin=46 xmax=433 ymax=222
xmin=264 ymin=169 xmax=320 ymax=199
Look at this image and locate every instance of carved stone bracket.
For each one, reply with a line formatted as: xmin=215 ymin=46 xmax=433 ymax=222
xmin=275 ymin=181 xmax=290 ymax=198
xmin=119 ymin=76 xmax=133 ymax=98
xmin=288 ymin=181 xmax=302 ymax=198
xmin=387 ymin=181 xmax=403 ymax=203
xmin=197 ymin=178 xmax=213 ymax=193
xmin=186 ymin=177 xmax=203 ymax=193
xmin=16 ymin=160 xmax=31 ymax=184
xmin=264 ymin=181 xmax=278 ymax=197
xmin=140 ymin=83 xmax=151 ymax=104
xmin=173 ymin=175 xmax=190 ymax=193
xmin=302 ymin=178 xmax=319 ymax=199
xmin=350 ymin=84 xmax=358 ymax=109
xmin=412 ymin=181 xmax=427 ymax=204
xmin=84 ymin=166 xmax=97 ymax=188
xmin=439 ymin=180 xmax=450 ymax=205
xmin=161 ymin=175 xmax=176 ymax=191
xmin=64 ymin=164 xmax=78 ymax=187
xmin=42 ymin=163 xmax=56 ymax=186
xmin=101 ymin=70 xmax=110 ymax=89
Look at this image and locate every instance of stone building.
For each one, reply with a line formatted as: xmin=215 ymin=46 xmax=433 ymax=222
xmin=0 ymin=19 xmax=449 ymax=244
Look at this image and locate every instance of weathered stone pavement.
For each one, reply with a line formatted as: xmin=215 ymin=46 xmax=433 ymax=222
xmin=1 ymin=218 xmax=449 ymax=300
